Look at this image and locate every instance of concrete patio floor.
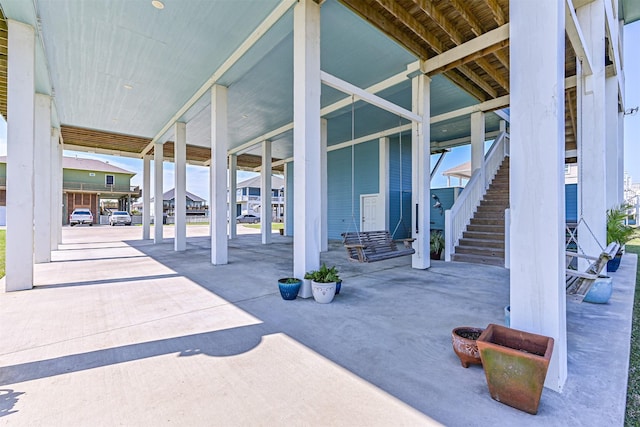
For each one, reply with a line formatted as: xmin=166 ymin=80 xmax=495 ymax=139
xmin=0 ymin=225 xmax=636 ymax=426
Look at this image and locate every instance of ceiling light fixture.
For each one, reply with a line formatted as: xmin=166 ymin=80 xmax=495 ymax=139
xmin=151 ymin=0 xmax=165 ymax=9
xmin=123 ymin=84 xmax=133 ymax=90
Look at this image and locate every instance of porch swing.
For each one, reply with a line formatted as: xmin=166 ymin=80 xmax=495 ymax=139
xmin=341 ymin=97 xmax=415 ymax=263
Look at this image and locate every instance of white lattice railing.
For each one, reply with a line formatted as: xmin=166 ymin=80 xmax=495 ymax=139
xmin=444 ymin=132 xmax=509 ymax=261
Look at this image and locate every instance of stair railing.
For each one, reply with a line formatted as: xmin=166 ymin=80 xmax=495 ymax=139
xmin=444 ymin=131 xmax=509 ymax=261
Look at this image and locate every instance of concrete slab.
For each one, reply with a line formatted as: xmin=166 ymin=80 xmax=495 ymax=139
xmin=0 ymin=225 xmax=636 ymax=425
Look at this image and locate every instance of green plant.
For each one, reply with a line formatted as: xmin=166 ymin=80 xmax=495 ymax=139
xmin=430 ymin=230 xmax=445 ymax=254
xmin=279 ymin=277 xmax=301 ymax=284
xmin=607 ymin=204 xmax=638 ymax=251
xmin=305 ymin=263 xmax=340 ymax=283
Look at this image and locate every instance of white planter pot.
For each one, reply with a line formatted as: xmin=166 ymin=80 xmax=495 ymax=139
xmin=298 ymin=279 xmax=313 ymax=299
xmin=311 ymin=281 xmax=336 ymax=304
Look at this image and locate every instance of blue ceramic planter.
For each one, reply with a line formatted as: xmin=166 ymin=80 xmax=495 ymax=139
xmin=584 ymin=277 xmax=613 ymax=304
xmin=607 ymin=255 xmax=622 ymax=272
xmin=278 ymin=278 xmax=302 ymax=300
xmin=335 ymin=280 xmax=342 ymax=295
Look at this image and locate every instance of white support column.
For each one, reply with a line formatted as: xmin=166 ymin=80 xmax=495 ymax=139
xmin=153 ymin=143 xmax=164 ymax=244
xmin=228 ymin=154 xmax=237 ymax=239
xmin=211 ymin=84 xmax=228 ymax=265
xmin=284 ymin=162 xmax=291 ymax=236
xmin=617 ymin=109 xmax=624 ymax=204
xmin=605 ymin=75 xmax=619 ymax=208
xmin=34 ymin=94 xmax=51 ymax=263
xmin=510 ymin=0 xmax=567 ymax=391
xmin=320 ymin=118 xmax=328 ymax=251
xmin=293 ymin=0 xmax=321 ymax=279
xmin=50 ymin=129 xmax=61 ymax=250
xmin=174 ymin=122 xmax=187 ymax=251
xmin=142 ymin=155 xmax=151 ymax=240
xmin=56 ymin=142 xmax=62 ymax=244
xmin=577 ymin=0 xmax=607 ymax=260
xmin=261 ymin=140 xmax=273 ymax=244
xmin=411 ymin=72 xmax=431 ymax=269
xmin=470 ymin=111 xmax=485 ymax=182
xmin=6 ymin=20 xmax=36 ymax=291
xmin=379 ymin=136 xmax=390 ymax=231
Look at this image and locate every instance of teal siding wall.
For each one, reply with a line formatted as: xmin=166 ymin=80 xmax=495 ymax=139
xmin=388 ymin=135 xmax=412 ymax=239
xmin=566 ymin=183 xmax=578 ymax=222
xmin=430 ymin=187 xmax=460 ymax=231
xmin=327 ymin=140 xmax=379 ymax=240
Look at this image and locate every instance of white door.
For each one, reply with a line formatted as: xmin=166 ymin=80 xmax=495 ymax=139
xmin=360 ymin=194 xmax=379 ymax=231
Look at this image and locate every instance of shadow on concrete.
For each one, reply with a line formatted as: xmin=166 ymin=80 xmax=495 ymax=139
xmin=0 ymin=389 xmax=24 ymax=417
xmin=34 ymin=273 xmax=182 ymax=289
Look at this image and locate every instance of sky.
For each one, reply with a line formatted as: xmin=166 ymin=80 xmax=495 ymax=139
xmin=0 ymin=20 xmax=638 ymax=201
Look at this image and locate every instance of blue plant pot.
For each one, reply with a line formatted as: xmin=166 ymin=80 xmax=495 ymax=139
xmin=278 ymin=278 xmax=302 ymax=300
xmin=584 ymin=277 xmax=613 ymax=304
xmin=504 ymin=305 xmax=510 ymax=327
xmin=335 ymin=280 xmax=342 ymax=295
xmin=607 ymin=255 xmax=622 ymax=272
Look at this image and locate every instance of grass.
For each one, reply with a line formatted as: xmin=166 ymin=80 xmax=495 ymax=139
xmin=626 ymin=237 xmax=640 ymax=426
xmin=243 ymin=223 xmax=284 ymax=230
xmin=0 ymin=229 xmax=4 ymax=278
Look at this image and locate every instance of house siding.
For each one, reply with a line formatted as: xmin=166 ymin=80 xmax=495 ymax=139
xmin=63 ymin=169 xmax=133 ymax=192
xmin=566 ymin=183 xmax=578 ymax=223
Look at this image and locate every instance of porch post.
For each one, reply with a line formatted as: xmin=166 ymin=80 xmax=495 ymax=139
xmin=605 ymin=75 xmax=620 ymax=208
xmin=576 ymin=0 xmax=607 ymax=259
xmin=50 ymin=129 xmax=61 ymax=250
xmin=34 ymin=93 xmax=52 ymax=263
xmin=261 ymin=140 xmax=272 ymax=245
xmin=228 ymin=154 xmax=237 ymax=239
xmin=470 ymin=111 xmax=485 ymax=182
xmin=510 ymin=0 xmax=567 ymax=391
xmin=379 ymin=136 xmax=390 ymax=231
xmin=143 ymin=155 xmax=151 ymax=239
xmin=411 ymin=70 xmax=430 ymax=269
xmin=211 ymin=84 xmax=228 ymax=265
xmin=320 ymin=118 xmax=328 ymax=251
xmin=174 ymin=121 xmax=187 ymax=251
xmin=293 ymin=0 xmax=321 ymax=279
xmin=153 ymin=143 xmax=164 ymax=244
xmin=6 ymin=20 xmax=35 ymax=291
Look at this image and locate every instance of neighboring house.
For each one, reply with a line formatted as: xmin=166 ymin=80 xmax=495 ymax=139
xmin=149 ymin=189 xmax=208 ymax=217
xmin=235 ymin=175 xmax=284 ymax=221
xmin=0 ymin=156 xmax=140 ymax=226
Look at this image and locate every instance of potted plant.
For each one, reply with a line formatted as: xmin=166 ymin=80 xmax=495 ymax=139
xmin=477 ymin=323 xmax=554 ymax=415
xmin=277 ymin=277 xmax=302 ymax=300
xmin=430 ymin=230 xmax=444 ymax=260
xmin=606 ymin=204 xmax=638 ymax=272
xmin=306 ymin=263 xmax=339 ymax=303
xmin=451 ymin=326 xmax=484 ymax=368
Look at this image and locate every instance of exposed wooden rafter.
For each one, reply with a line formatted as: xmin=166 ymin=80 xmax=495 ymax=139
xmin=448 ymin=0 xmax=486 ymax=37
xmin=411 ymin=0 xmax=463 ymax=45
xmin=484 ymin=0 xmax=506 ymax=26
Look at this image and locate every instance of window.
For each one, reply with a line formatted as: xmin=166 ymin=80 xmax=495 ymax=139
xmin=89 ymin=172 xmax=95 ymax=177
xmin=106 ymin=175 xmax=114 ymax=185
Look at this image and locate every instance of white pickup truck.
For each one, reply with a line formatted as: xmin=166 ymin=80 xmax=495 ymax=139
xmin=69 ymin=209 xmax=93 ymax=226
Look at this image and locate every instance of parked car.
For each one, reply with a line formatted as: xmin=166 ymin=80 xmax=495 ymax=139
xmin=236 ymin=214 xmax=260 ymax=224
xmin=69 ymin=209 xmax=93 ymax=226
xmin=109 ymin=211 xmax=132 ymax=226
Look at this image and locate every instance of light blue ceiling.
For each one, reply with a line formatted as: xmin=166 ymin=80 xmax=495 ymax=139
xmin=1 ymin=0 xmax=501 ymax=159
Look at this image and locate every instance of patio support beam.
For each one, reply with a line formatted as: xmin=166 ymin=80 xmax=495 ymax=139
xmin=261 ymin=140 xmax=272 ymax=245
xmin=174 ymin=122 xmax=187 ymax=252
xmin=6 ymin=20 xmax=36 ymax=292
xmin=211 ymin=85 xmax=228 ymax=265
xmin=320 ymin=71 xmax=421 ymax=123
xmin=605 ymin=75 xmax=620 ymax=208
xmin=153 ymin=143 xmax=164 ymax=244
xmin=321 ymin=118 xmax=328 ymax=252
xmin=509 ymin=0 xmax=567 ymax=392
xmin=379 ymin=137 xmax=390 ymax=230
xmin=293 ymin=0 xmax=321 ymax=279
xmin=411 ymin=70 xmax=430 ymax=270
xmin=228 ymin=154 xmax=237 ymax=239
xmin=34 ymin=94 xmax=52 ymax=263
xmin=470 ymin=111 xmax=485 ymax=183
xmin=565 ymin=0 xmax=594 ymax=76
xmin=51 ymin=130 xmax=62 ymax=250
xmin=576 ymin=0 xmax=607 ymax=266
xmin=143 ymin=155 xmax=151 ymax=239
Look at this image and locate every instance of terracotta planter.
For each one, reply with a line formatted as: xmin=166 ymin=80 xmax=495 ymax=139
xmin=477 ymin=323 xmax=554 ymax=415
xmin=451 ymin=327 xmax=484 ymax=368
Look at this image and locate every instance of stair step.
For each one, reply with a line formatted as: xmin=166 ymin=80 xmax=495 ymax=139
xmin=458 ymin=238 xmax=505 ymax=249
xmin=456 ymin=245 xmax=505 ymax=257
xmin=451 ymin=253 xmax=505 ymax=267
xmin=474 ymin=212 xmax=506 ymax=220
xmin=466 ymin=224 xmax=504 ymax=233
xmin=462 ymin=231 xmax=505 ymax=241
xmin=470 ymin=218 xmax=505 ymax=226
xmin=477 ymin=204 xmax=508 ymax=211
